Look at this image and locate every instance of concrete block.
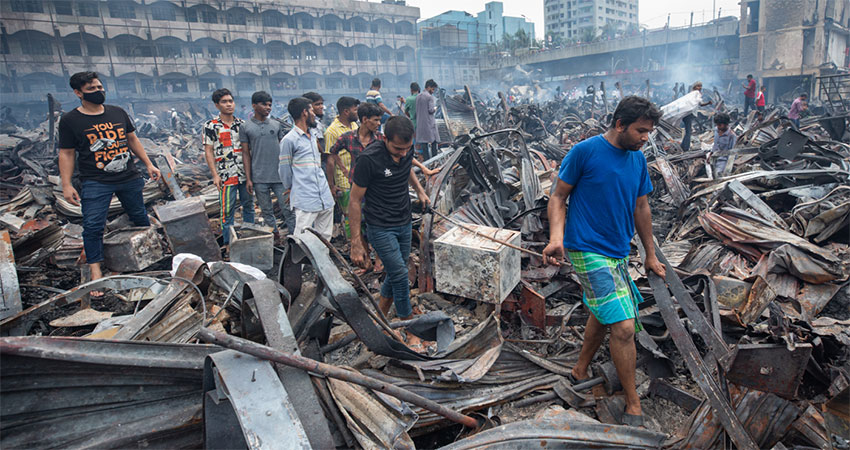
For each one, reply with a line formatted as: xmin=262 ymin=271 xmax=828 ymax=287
xmin=433 ymin=223 xmax=521 ymax=304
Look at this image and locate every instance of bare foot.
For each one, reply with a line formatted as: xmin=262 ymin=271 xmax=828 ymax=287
xmin=625 ymin=403 xmax=642 ymax=416
xmin=571 ymin=367 xmax=589 ymax=382
xmin=373 ymin=259 xmax=384 ymax=273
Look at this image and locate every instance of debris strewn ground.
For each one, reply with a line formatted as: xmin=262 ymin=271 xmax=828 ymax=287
xmin=1 ymin=84 xmax=848 ymax=449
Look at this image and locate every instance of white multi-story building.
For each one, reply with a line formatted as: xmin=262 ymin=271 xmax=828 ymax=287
xmin=0 ymin=0 xmax=420 ymax=103
xmin=544 ymin=0 xmax=637 ymax=42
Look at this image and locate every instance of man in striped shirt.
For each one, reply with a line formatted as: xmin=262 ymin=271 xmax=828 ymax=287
xmin=279 ymin=97 xmax=335 ymax=240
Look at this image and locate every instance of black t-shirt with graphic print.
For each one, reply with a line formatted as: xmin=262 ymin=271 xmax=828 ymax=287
xmin=352 ymin=139 xmax=415 ymax=228
xmin=58 ymin=105 xmax=139 ymax=184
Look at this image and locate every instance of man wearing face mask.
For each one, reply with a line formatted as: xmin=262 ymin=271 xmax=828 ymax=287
xmin=58 ymin=71 xmax=161 ymax=292
xmin=279 ymin=97 xmax=335 ymax=240
xmin=542 ymin=96 xmax=666 ymax=428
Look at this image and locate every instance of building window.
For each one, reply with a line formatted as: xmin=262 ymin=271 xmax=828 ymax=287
xmin=151 ymin=3 xmax=176 ymax=21
xmin=262 ymin=13 xmax=283 ymax=27
xmin=232 ymin=44 xmax=252 ymax=59
xmin=108 ymin=2 xmax=135 ymax=19
xmin=200 ymin=9 xmax=217 ymax=23
xmin=227 ymin=11 xmax=246 ymax=25
xmin=54 ymin=1 xmax=72 ymax=15
xmin=266 ymin=45 xmax=285 ymax=59
xmin=301 ymin=16 xmax=313 ymax=29
xmin=11 ymin=1 xmax=44 ymax=13
xmin=157 ymin=42 xmax=182 ymax=58
xmin=77 ymin=1 xmax=98 ymax=16
xmin=21 ymin=38 xmax=53 ymax=55
xmin=343 ymin=47 xmax=353 ymax=60
xmin=63 ymin=39 xmax=82 ymax=56
xmin=208 ymin=46 xmax=222 ymax=58
xmin=304 ymin=46 xmax=317 ymax=60
xmin=396 ymin=51 xmax=405 ymax=62
xmin=117 ymin=78 xmax=137 ymax=93
xmin=370 ymin=23 xmax=378 ymax=33
xmin=190 ymin=44 xmax=204 ymax=56
xmin=86 ymin=40 xmax=104 ymax=56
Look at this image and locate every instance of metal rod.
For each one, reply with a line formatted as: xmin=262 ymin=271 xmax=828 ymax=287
xmin=198 ymin=327 xmax=480 ymax=429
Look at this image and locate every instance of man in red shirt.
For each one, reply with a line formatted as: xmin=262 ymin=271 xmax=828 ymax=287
xmin=756 ymin=85 xmax=766 ymax=112
xmin=742 ymin=74 xmax=756 ymax=116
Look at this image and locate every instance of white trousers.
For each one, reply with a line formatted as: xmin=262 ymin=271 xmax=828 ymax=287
xmin=293 ymin=207 xmax=334 ymax=242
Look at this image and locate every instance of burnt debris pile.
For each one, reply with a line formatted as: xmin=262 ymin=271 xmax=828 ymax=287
xmin=1 ymin=86 xmax=848 ymax=449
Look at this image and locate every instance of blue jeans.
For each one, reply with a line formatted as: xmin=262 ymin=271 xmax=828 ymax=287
xmin=81 ymin=177 xmax=149 ymax=264
xmin=367 ymin=222 xmax=413 ymax=318
xmin=220 ymin=182 xmax=254 ymax=245
xmin=253 ymin=182 xmax=295 ymax=233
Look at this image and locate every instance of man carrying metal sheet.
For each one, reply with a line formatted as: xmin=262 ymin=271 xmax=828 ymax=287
xmin=543 ymin=96 xmax=667 ymax=427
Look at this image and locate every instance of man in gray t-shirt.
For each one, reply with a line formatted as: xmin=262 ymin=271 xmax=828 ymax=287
xmin=240 ymin=91 xmax=294 ymax=236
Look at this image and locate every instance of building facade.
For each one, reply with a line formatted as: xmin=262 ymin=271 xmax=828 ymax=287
xmin=0 ymin=0 xmax=419 ymax=103
xmin=739 ymin=0 xmax=850 ymax=99
xmin=545 ymin=0 xmax=638 ymax=42
xmin=419 ymin=2 xmax=534 ymax=50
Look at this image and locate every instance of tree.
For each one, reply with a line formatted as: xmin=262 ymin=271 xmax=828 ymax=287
xmin=600 ymin=22 xmax=618 ymax=40
xmin=578 ymin=27 xmax=596 ymax=43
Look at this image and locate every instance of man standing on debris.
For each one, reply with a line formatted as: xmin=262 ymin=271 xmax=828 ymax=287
xmin=349 ymin=116 xmax=429 ymax=345
xmin=404 ymin=82 xmax=420 ymax=131
xmin=327 ymin=102 xmax=382 ymax=239
xmin=203 ymin=88 xmax=254 ymax=250
xmin=543 ymin=96 xmax=667 ymax=427
xmin=279 ymin=97 xmax=335 ymax=240
xmin=323 ymin=96 xmax=361 ymax=234
xmin=240 ymin=91 xmax=293 ymax=239
xmin=365 ymin=78 xmax=394 ymax=125
xmin=302 ymin=92 xmax=326 ymax=151
xmin=742 ymin=74 xmax=757 ymax=116
xmin=706 ymin=112 xmax=737 ymax=176
xmin=756 ymin=85 xmax=767 ymax=113
xmin=680 ymin=82 xmax=712 ymax=151
xmin=789 ymin=93 xmax=808 ymax=129
xmin=59 ymin=71 xmax=162 ymax=290
xmin=415 ymin=79 xmax=440 ymax=161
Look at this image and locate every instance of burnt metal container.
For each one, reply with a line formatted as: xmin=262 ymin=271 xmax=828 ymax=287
xmin=103 ymin=226 xmax=166 ymax=272
xmin=155 ymin=197 xmax=221 ymax=262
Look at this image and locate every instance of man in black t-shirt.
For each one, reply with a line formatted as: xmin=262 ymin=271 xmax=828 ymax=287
xmin=59 ymin=71 xmax=161 ymax=290
xmin=349 ymin=116 xmax=429 ymax=348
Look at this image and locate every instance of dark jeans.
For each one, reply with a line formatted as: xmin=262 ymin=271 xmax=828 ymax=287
xmin=81 ymin=177 xmax=149 ymax=264
xmin=744 ymin=96 xmax=755 ymax=116
xmin=367 ymin=222 xmax=413 ymax=318
xmin=681 ymin=115 xmax=694 ymax=151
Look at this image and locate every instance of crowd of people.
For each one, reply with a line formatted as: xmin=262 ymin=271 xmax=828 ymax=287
xmin=58 ymin=72 xmax=442 ymax=346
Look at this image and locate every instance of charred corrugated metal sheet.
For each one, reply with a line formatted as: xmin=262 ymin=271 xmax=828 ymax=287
xmin=0 ymin=337 xmax=222 ymax=449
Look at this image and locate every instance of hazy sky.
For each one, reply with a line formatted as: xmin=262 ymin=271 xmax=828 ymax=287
xmin=405 ymin=0 xmax=742 ymax=39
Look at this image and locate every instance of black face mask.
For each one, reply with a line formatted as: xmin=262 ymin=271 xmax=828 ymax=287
xmin=82 ymin=90 xmax=105 ymax=105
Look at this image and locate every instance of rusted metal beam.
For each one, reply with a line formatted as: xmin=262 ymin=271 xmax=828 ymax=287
xmin=640 ymin=243 xmax=759 ymax=450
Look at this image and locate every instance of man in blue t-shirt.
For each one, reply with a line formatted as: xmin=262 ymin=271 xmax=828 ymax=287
xmin=543 ymin=96 xmax=666 ymax=427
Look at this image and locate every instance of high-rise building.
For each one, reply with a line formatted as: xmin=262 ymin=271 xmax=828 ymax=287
xmin=0 ymin=0 xmax=419 ymax=103
xmin=544 ymin=0 xmax=638 ymax=43
xmin=419 ymin=1 xmax=535 ymax=51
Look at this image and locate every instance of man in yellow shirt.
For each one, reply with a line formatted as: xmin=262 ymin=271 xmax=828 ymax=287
xmin=324 ymin=96 xmax=360 ymax=234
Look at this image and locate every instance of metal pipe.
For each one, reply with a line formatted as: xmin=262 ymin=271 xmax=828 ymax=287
xmin=198 ymin=327 xmax=481 ymax=429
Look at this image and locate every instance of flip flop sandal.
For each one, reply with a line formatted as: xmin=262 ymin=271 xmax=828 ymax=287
xmin=566 ymin=372 xmax=590 ymax=385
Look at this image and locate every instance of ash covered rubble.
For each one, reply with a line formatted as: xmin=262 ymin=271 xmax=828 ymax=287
xmin=0 ymin=83 xmax=849 ymax=450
